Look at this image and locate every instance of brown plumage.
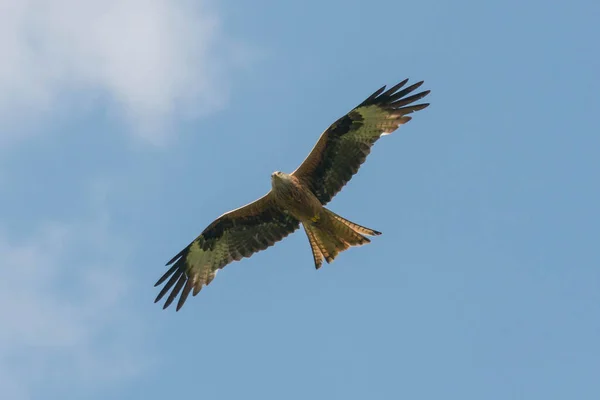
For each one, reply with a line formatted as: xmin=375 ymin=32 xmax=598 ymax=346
xmin=155 ymin=78 xmax=430 ymax=310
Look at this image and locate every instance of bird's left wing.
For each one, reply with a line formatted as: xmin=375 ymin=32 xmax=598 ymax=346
xmin=292 ymin=79 xmax=430 ymax=205
xmin=154 ymin=192 xmax=300 ymax=311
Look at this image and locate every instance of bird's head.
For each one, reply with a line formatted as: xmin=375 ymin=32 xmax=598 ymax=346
xmin=271 ymin=171 xmax=282 ymax=181
xmin=270 ymin=171 xmax=290 ymax=188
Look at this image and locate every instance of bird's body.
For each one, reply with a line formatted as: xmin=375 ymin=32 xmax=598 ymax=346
xmin=270 ymin=171 xmax=321 ymax=222
xmin=154 ymin=78 xmax=431 ymax=310
xmin=270 ymin=171 xmax=379 ymax=268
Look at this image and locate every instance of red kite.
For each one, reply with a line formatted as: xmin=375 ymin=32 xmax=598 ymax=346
xmin=155 ymin=79 xmax=430 ymax=310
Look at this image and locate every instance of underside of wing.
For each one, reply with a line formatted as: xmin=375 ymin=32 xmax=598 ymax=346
xmin=154 ymin=193 xmax=300 ymax=311
xmin=292 ymin=79 xmax=430 ymax=204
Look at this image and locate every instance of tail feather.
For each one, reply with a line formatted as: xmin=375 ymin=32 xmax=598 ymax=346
xmin=325 ymin=209 xmax=382 ymax=236
xmin=303 ymin=208 xmax=380 ymax=269
xmin=304 ymin=226 xmax=324 ymax=269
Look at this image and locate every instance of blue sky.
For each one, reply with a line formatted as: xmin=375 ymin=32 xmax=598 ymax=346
xmin=1 ymin=0 xmax=599 ymax=399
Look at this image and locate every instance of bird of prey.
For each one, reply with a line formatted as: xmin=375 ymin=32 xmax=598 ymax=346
xmin=155 ymin=78 xmax=430 ymax=310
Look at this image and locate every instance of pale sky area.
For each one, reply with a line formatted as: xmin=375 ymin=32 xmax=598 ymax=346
xmin=1 ymin=0 xmax=598 ymax=399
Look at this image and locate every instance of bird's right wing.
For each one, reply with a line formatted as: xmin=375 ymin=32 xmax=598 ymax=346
xmin=292 ymin=79 xmax=430 ymax=205
xmin=154 ymin=192 xmax=300 ymax=311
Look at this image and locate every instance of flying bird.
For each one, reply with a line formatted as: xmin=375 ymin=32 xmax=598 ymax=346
xmin=155 ymin=78 xmax=430 ymax=310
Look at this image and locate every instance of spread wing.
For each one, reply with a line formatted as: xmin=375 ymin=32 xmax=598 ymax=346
xmin=154 ymin=193 xmax=300 ymax=311
xmin=292 ymin=79 xmax=430 ymax=205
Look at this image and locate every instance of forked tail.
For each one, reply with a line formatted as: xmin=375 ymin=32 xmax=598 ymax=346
xmin=303 ymin=208 xmax=381 ymax=269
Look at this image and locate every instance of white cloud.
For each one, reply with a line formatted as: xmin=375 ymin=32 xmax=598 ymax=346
xmin=0 ymin=186 xmax=149 ymax=399
xmin=0 ymin=0 xmax=241 ymax=144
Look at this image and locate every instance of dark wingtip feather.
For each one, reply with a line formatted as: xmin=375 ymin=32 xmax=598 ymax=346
xmin=399 ymin=103 xmax=430 ymax=114
xmin=382 ymin=79 xmax=409 ymax=97
xmin=163 ymin=274 xmax=187 ymax=309
xmin=154 ymin=271 xmax=181 ymax=303
xmin=359 ymin=79 xmax=430 ymax=109
xmin=165 ymin=249 xmax=185 ymax=266
xmin=373 ymin=230 xmax=382 ymax=236
xmin=388 ymin=82 xmax=425 ymax=103
xmin=416 ymin=102 xmax=431 ymax=110
xmin=176 ymin=279 xmax=194 ymax=311
xmin=390 ymin=90 xmax=431 ymax=108
xmin=154 ymin=264 xmax=178 ymax=287
xmin=362 ymin=85 xmax=387 ymax=105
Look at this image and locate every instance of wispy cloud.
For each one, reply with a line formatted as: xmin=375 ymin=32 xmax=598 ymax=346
xmin=0 ymin=0 xmax=243 ymax=145
xmin=0 ymin=1 xmax=243 ymax=395
xmin=0 ymin=183 xmax=149 ymax=399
